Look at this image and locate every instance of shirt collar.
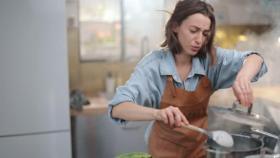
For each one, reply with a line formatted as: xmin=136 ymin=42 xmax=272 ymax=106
xmin=189 ymin=57 xmax=206 ymax=77
xmin=159 ymin=49 xmax=206 ymax=82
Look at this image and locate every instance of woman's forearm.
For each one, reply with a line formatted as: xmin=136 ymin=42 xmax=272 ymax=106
xmin=232 ymin=53 xmax=264 ymax=106
xmin=112 ymin=102 xmax=159 ymax=121
xmin=112 ymin=102 xmax=189 ymax=127
xmin=237 ymin=54 xmax=263 ymax=80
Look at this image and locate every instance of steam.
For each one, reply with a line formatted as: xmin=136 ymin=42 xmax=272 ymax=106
xmin=235 ymin=14 xmax=280 ymax=85
xmin=206 ymin=0 xmax=280 ymax=85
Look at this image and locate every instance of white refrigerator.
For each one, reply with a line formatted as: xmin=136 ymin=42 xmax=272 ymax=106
xmin=0 ymin=0 xmax=71 ymax=158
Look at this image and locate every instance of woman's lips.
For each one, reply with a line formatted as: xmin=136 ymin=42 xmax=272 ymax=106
xmin=191 ymin=46 xmax=200 ymax=52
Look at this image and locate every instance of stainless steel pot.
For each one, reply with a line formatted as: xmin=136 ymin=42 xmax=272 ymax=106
xmin=207 ymin=134 xmax=263 ymax=158
xmin=245 ymin=154 xmax=280 ymax=158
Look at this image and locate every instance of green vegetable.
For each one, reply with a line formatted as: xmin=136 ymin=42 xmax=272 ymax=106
xmin=116 ymin=152 xmax=152 ymax=158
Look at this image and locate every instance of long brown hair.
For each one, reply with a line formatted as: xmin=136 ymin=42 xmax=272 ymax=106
xmin=161 ymin=0 xmax=216 ymax=63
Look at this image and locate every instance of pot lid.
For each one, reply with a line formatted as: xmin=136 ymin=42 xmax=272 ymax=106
xmin=211 ymin=101 xmax=270 ymax=127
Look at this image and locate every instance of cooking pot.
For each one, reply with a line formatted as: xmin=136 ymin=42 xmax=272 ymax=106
xmin=245 ymin=154 xmax=280 ymax=158
xmin=206 ymin=134 xmax=263 ymax=158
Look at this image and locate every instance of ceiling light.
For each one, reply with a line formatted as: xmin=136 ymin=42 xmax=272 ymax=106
xmin=238 ymin=35 xmax=248 ymax=42
xmin=216 ymin=30 xmax=226 ymax=39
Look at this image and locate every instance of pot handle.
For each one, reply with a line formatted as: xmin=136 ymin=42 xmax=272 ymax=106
xmin=251 ymin=128 xmax=280 ymax=154
xmin=232 ymin=100 xmax=253 ymax=114
xmin=251 ymin=128 xmax=279 ymax=140
xmin=247 ymin=104 xmax=253 ymax=115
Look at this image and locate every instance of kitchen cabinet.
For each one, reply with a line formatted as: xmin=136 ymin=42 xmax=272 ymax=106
xmin=70 ymin=96 xmax=150 ymax=158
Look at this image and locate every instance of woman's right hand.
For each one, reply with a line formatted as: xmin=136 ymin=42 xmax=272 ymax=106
xmin=154 ymin=106 xmax=189 ymax=128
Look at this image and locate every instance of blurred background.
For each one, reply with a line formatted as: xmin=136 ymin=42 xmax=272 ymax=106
xmin=66 ymin=0 xmax=280 ymax=94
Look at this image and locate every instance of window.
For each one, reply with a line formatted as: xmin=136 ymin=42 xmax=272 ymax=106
xmin=79 ymin=0 xmax=121 ymax=61
xmin=79 ymin=0 xmax=166 ymax=62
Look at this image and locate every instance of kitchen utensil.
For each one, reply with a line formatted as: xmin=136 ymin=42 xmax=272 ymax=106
xmin=182 ymin=124 xmax=234 ymax=148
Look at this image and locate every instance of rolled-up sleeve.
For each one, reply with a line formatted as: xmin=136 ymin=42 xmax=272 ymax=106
xmin=208 ymin=47 xmax=268 ymax=90
xmin=249 ymin=53 xmax=267 ymax=82
xmin=108 ymin=67 xmax=154 ymax=126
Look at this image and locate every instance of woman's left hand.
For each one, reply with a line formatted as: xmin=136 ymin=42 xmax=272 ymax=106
xmin=232 ymin=76 xmax=253 ymax=107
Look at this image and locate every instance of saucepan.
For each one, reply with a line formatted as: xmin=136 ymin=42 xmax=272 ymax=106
xmin=206 ymin=133 xmax=263 ymax=158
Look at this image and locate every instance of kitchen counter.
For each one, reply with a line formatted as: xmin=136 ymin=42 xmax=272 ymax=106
xmin=70 ymin=95 xmax=108 ymax=117
xmin=70 ymin=94 xmax=109 ymax=158
xmin=70 ymin=94 xmax=149 ymax=158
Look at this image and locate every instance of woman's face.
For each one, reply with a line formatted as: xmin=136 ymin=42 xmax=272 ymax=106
xmin=173 ymin=13 xmax=211 ymax=56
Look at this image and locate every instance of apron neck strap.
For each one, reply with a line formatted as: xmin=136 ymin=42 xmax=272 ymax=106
xmin=167 ymin=76 xmax=177 ymax=97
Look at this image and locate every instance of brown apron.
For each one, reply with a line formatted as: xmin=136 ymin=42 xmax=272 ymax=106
xmin=148 ymin=76 xmax=213 ymax=158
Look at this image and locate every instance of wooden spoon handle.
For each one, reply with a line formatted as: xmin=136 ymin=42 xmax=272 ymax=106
xmin=181 ymin=124 xmax=208 ymax=135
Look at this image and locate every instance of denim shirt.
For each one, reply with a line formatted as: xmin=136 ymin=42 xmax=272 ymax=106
xmin=108 ymin=47 xmax=268 ymax=126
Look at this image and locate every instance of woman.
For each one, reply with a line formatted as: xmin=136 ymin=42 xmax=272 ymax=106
xmin=108 ymin=0 xmax=267 ymax=157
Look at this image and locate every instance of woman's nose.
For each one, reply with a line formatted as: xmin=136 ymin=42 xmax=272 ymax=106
xmin=195 ymin=33 xmax=203 ymax=45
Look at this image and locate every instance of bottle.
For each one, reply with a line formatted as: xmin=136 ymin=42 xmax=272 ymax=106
xmin=105 ymin=72 xmax=115 ymax=98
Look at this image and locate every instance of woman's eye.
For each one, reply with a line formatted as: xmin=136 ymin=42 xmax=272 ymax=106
xmin=190 ymin=29 xmax=197 ymax=33
xmin=203 ymin=32 xmax=209 ymax=37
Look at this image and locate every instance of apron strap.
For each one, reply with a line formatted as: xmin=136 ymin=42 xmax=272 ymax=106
xmin=167 ymin=76 xmax=177 ymax=97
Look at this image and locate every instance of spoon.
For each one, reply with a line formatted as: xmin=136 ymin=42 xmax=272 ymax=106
xmin=182 ymin=124 xmax=234 ymax=148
